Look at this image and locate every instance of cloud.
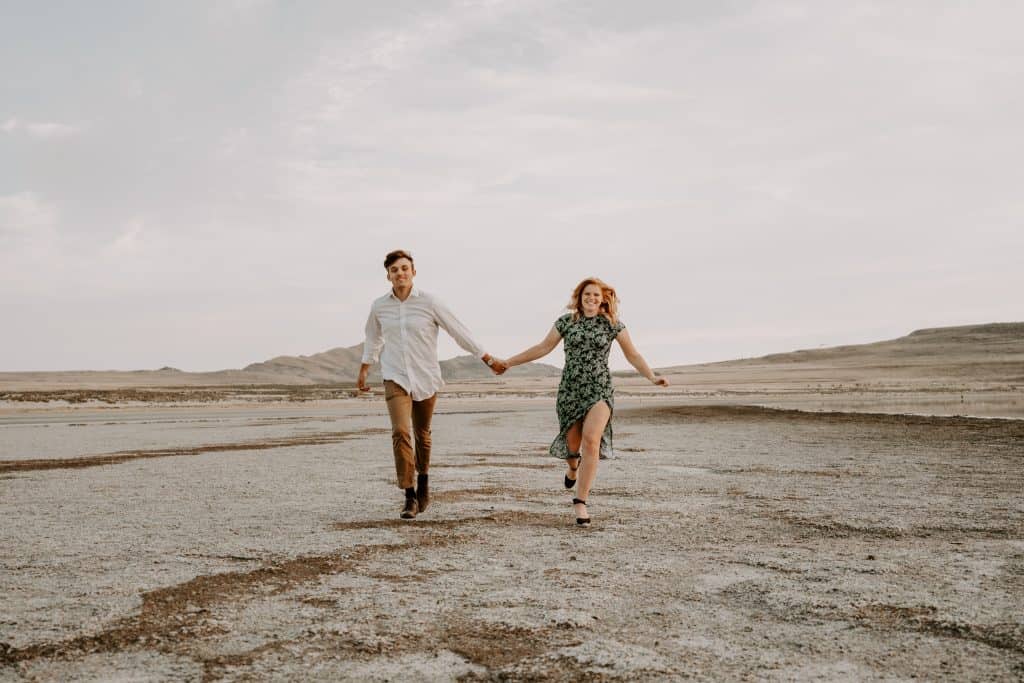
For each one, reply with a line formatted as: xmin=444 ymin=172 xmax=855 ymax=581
xmin=104 ymin=219 xmax=147 ymax=257
xmin=0 ymin=192 xmax=58 ymax=240
xmin=2 ymin=118 xmax=86 ymax=140
xmin=276 ymin=5 xmax=676 ymax=213
xmin=0 ymin=193 xmax=61 ymax=293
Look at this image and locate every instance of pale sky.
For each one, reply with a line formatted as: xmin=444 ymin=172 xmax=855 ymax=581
xmin=2 ymin=1 xmax=1022 ymax=372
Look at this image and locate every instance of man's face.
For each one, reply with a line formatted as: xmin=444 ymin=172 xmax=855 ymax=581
xmin=387 ymin=258 xmax=416 ymax=289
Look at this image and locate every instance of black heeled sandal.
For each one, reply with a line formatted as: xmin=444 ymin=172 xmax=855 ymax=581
xmin=572 ymin=498 xmax=590 ymax=526
xmin=563 ymin=454 xmax=581 ymax=489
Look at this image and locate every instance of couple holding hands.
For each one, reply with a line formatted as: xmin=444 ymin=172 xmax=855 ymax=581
xmin=358 ymin=250 xmax=668 ymax=526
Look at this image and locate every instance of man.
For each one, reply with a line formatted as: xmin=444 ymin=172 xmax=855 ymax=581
xmin=358 ymin=249 xmax=504 ymax=519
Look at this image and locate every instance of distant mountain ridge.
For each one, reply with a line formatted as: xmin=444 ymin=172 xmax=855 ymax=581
xmin=752 ymin=322 xmax=1024 ymax=366
xmin=653 ymin=322 xmax=1024 ymax=382
xmin=2 ymin=322 xmax=1020 ymax=390
xmin=0 ymin=343 xmax=561 ymax=388
xmin=241 ymin=344 xmax=368 ymax=383
xmin=241 ymin=343 xmax=560 ymax=383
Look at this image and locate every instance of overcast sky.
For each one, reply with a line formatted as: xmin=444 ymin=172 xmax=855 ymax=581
xmin=2 ymin=1 xmax=1022 ymax=372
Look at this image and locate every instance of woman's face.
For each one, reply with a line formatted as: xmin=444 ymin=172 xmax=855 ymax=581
xmin=580 ymin=283 xmax=604 ymax=316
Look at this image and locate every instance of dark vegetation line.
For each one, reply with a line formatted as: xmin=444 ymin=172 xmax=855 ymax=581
xmin=0 ymin=428 xmax=387 ymax=473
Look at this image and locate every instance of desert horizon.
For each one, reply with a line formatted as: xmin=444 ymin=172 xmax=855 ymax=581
xmin=3 ymin=321 xmax=1021 ymax=420
xmin=3 ymin=319 xmax=1022 ymax=380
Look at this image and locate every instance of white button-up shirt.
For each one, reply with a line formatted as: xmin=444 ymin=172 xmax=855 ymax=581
xmin=361 ymin=287 xmax=486 ymax=400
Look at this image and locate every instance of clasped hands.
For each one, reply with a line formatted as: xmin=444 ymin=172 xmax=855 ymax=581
xmin=482 ymin=354 xmax=509 ymax=375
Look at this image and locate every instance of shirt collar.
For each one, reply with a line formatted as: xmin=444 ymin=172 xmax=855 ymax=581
xmin=389 ymin=286 xmax=420 ymax=301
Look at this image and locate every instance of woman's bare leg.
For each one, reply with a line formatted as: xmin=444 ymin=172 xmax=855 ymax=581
xmin=564 ymin=421 xmax=583 ymax=483
xmin=575 ymin=401 xmax=611 ymax=521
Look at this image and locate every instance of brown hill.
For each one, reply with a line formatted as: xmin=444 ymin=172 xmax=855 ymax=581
xmin=242 ymin=344 xmax=560 ymax=383
xmin=241 ymin=345 xmax=367 ymax=383
xmin=650 ymin=322 xmax=1024 ymax=386
xmin=3 ymin=323 xmax=1020 ymax=392
xmin=0 ymin=343 xmax=560 ymax=390
xmin=754 ymin=322 xmax=1024 ymax=367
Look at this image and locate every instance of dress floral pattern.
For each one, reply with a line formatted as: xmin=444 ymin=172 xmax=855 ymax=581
xmin=549 ymin=312 xmax=626 ymax=459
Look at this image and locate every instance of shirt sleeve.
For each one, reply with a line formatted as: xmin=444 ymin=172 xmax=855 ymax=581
xmin=555 ymin=314 xmax=570 ymax=336
xmin=361 ymin=304 xmax=384 ymax=364
xmin=612 ymin=319 xmax=626 ymax=338
xmin=432 ymin=296 xmax=485 ymax=358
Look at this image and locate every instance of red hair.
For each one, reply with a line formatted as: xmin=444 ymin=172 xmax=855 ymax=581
xmin=568 ymin=277 xmax=619 ymax=325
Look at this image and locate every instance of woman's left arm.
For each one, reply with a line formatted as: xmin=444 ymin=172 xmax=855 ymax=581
xmin=616 ymin=329 xmax=669 ymax=386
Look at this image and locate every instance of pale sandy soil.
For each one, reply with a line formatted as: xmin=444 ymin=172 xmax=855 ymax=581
xmin=1 ymin=393 xmax=1022 ymax=681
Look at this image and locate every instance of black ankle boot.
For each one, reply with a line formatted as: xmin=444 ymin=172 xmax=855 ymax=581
xmin=416 ymin=474 xmax=430 ymax=513
xmin=401 ymin=487 xmax=418 ymax=519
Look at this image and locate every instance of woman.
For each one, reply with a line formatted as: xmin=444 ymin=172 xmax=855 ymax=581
xmin=496 ymin=278 xmax=668 ymax=526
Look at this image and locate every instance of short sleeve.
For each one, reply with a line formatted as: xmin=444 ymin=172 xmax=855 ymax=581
xmin=554 ymin=313 xmax=572 ymax=336
xmin=612 ymin=320 xmax=626 ymax=338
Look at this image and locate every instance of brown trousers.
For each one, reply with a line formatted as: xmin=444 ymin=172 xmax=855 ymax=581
xmin=384 ymin=380 xmax=437 ymax=489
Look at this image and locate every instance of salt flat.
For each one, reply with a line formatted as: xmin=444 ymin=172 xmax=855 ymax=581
xmin=2 ymin=395 xmax=1022 ymax=681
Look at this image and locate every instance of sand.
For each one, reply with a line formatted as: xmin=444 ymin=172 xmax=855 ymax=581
xmin=1 ymin=392 xmax=1023 ymax=681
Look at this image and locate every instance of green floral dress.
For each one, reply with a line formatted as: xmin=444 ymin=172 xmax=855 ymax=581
xmin=550 ymin=312 xmax=626 ymax=460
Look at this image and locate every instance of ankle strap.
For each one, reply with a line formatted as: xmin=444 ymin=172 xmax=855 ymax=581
xmin=572 ymin=498 xmax=587 ymax=505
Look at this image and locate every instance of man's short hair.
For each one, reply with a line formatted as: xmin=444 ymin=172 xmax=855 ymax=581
xmin=384 ymin=249 xmax=414 ymax=269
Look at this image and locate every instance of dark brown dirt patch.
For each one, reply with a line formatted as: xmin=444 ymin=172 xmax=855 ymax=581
xmin=618 ymin=404 xmax=1024 ymax=438
xmin=433 ymin=486 xmax=536 ymax=503
xmin=0 ymin=428 xmax=387 ymax=473
xmin=714 ymin=466 xmax=861 ymax=478
xmin=333 ymin=510 xmax=569 ymax=532
xmin=853 ymin=604 xmax=1024 ymax=655
xmin=199 ymin=641 xmax=290 ymax=682
xmin=0 ymin=384 xmax=362 ymax=404
xmin=0 ymin=532 xmax=461 ymax=667
xmin=443 ymin=621 xmax=568 ymax=670
xmin=771 ymin=513 xmax=908 ymax=539
xmin=432 ymin=462 xmax=551 ymax=470
xmin=773 ymin=512 xmax=1021 ymax=540
xmin=299 ymin=596 xmax=340 ymax=608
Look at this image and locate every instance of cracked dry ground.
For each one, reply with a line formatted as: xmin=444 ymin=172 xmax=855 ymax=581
xmin=1 ymin=400 xmax=1023 ymax=681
